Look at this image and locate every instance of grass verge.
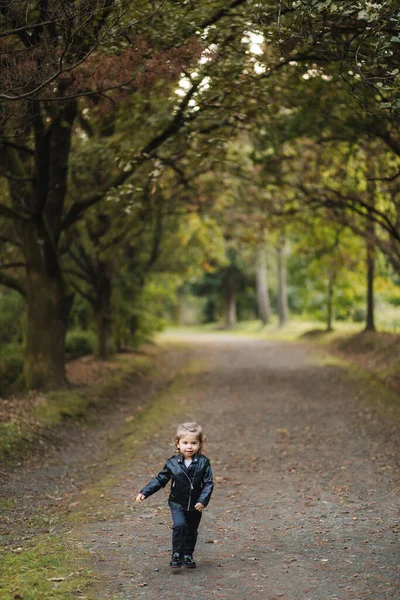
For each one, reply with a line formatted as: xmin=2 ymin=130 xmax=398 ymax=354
xmin=0 ymin=353 xmax=153 ymax=465
xmin=0 ymin=534 xmax=100 ymax=600
xmin=0 ymin=357 xmax=199 ymax=599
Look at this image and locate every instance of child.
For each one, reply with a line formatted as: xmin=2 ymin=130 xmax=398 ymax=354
xmin=136 ymin=422 xmax=213 ymax=570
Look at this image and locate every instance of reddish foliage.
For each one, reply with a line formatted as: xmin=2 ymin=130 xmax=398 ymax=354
xmin=0 ymin=31 xmax=202 ymax=100
xmin=68 ymin=37 xmax=203 ymax=96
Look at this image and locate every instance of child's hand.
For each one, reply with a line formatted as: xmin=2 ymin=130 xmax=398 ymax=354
xmin=136 ymin=493 xmax=146 ymax=503
xmin=194 ymin=502 xmax=205 ymax=512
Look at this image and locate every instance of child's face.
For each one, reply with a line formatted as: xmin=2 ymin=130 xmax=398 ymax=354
xmin=177 ymin=433 xmax=200 ymax=459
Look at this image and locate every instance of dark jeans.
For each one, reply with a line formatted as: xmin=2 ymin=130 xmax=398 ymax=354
xmin=169 ymin=501 xmax=202 ymax=555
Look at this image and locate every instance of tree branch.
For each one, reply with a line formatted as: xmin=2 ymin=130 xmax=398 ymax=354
xmin=0 ymin=202 xmax=30 ymax=221
xmin=61 ymin=78 xmax=203 ymax=229
xmin=300 ymin=185 xmax=400 ymax=243
xmin=0 ymin=9 xmax=124 ymax=101
xmin=199 ymin=0 xmax=247 ymax=29
xmin=0 ymin=20 xmax=57 ymax=38
xmin=0 ymin=235 xmax=21 ymax=247
xmin=65 ymin=275 xmax=95 ymax=304
xmin=368 ymin=169 xmax=400 ymax=183
xmin=0 ymin=140 xmax=35 ymax=156
xmin=0 ymin=262 xmax=25 ymax=269
xmin=0 ymin=272 xmax=26 ymax=296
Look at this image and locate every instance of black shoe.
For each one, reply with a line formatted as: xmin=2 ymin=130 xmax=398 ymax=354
xmin=170 ymin=552 xmax=182 ymax=569
xmin=182 ymin=554 xmax=196 ymax=568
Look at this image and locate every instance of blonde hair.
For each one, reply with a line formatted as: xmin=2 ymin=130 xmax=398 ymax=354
xmin=174 ymin=422 xmax=205 ymax=453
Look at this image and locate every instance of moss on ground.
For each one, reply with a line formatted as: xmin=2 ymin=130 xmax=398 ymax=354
xmin=0 ymin=354 xmax=153 ymax=464
xmin=0 ymin=534 xmax=100 ymax=600
xmin=0 ymin=421 xmax=22 ymax=456
xmin=36 ymin=392 xmax=90 ymax=425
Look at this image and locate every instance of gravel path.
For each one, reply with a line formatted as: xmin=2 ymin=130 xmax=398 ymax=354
xmin=82 ymin=335 xmax=400 ymax=600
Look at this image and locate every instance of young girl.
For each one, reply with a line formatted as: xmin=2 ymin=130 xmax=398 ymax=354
xmin=136 ymin=422 xmax=213 ymax=570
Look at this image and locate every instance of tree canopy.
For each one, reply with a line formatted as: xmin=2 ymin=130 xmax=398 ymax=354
xmin=0 ymin=0 xmax=399 ymax=390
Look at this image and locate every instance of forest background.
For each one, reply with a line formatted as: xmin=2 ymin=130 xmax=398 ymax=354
xmin=1 ymin=0 xmax=400 ymax=397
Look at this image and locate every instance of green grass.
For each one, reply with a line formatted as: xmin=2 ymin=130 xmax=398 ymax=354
xmin=0 ymin=393 xmax=90 ymax=463
xmin=163 ymin=318 xmax=363 ymax=343
xmin=0 ymin=534 xmax=99 ymax=600
xmin=36 ymin=392 xmax=90 ymax=426
xmin=0 ymin=421 xmax=22 ymax=456
xmin=0 ymin=498 xmax=16 ymax=511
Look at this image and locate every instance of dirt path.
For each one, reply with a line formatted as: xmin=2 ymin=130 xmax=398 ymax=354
xmin=2 ymin=335 xmax=399 ymax=599
xmin=79 ymin=334 xmax=399 ymax=600
xmin=0 ymin=345 xmax=194 ymax=547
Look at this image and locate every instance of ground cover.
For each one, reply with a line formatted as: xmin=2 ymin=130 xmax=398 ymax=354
xmin=0 ymin=351 xmax=155 ymax=464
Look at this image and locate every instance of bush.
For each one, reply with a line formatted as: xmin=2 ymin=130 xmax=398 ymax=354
xmin=352 ymin=307 xmax=366 ymax=323
xmin=0 ymin=292 xmax=24 ymax=346
xmin=69 ymin=295 xmax=92 ymax=330
xmin=132 ymin=312 xmax=166 ymax=348
xmin=0 ymin=343 xmax=24 ymax=395
xmin=65 ymin=330 xmax=95 ymax=360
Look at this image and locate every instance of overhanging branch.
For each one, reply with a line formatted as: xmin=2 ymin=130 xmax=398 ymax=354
xmin=0 ymin=202 xmax=30 ymax=221
xmin=61 ymin=78 xmax=203 ymax=230
xmin=0 ymin=272 xmax=26 ymax=296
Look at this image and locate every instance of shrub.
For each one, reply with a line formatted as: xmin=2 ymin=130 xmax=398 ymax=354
xmin=131 ymin=310 xmax=166 ymax=348
xmin=352 ymin=307 xmax=366 ymax=323
xmin=0 ymin=344 xmax=25 ymax=395
xmin=0 ymin=292 xmax=24 ymax=346
xmin=69 ymin=295 xmax=92 ymax=330
xmin=65 ymin=330 xmax=95 ymax=360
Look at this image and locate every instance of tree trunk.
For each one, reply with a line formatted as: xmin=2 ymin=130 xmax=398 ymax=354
xmin=277 ymin=236 xmax=289 ymax=327
xmin=93 ymin=262 xmax=113 ymax=358
xmin=223 ymin=263 xmax=237 ymax=329
xmin=365 ymin=239 xmax=375 ymax=332
xmin=175 ymin=286 xmax=186 ymax=326
xmin=225 ymin=287 xmax=237 ymax=329
xmin=13 ymin=101 xmax=77 ymax=389
xmin=256 ymin=245 xmax=271 ymax=325
xmin=23 ymin=225 xmax=71 ymax=389
xmin=364 ymin=188 xmax=376 ymax=332
xmin=326 ymin=273 xmax=335 ymax=332
xmin=94 ymin=307 xmax=112 ymax=359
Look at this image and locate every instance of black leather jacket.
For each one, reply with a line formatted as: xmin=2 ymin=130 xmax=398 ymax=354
xmin=140 ymin=453 xmax=214 ymax=511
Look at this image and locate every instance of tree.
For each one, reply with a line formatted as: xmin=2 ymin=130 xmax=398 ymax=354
xmin=256 ymin=242 xmax=272 ymax=325
xmin=365 ymin=172 xmax=377 ymax=332
xmin=276 ymin=232 xmax=289 ymax=327
xmin=0 ymin=0 xmax=251 ymax=388
xmin=274 ymin=0 xmax=400 ymax=117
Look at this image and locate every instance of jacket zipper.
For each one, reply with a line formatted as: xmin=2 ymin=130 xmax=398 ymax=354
xmin=181 ymin=462 xmax=198 ymax=510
